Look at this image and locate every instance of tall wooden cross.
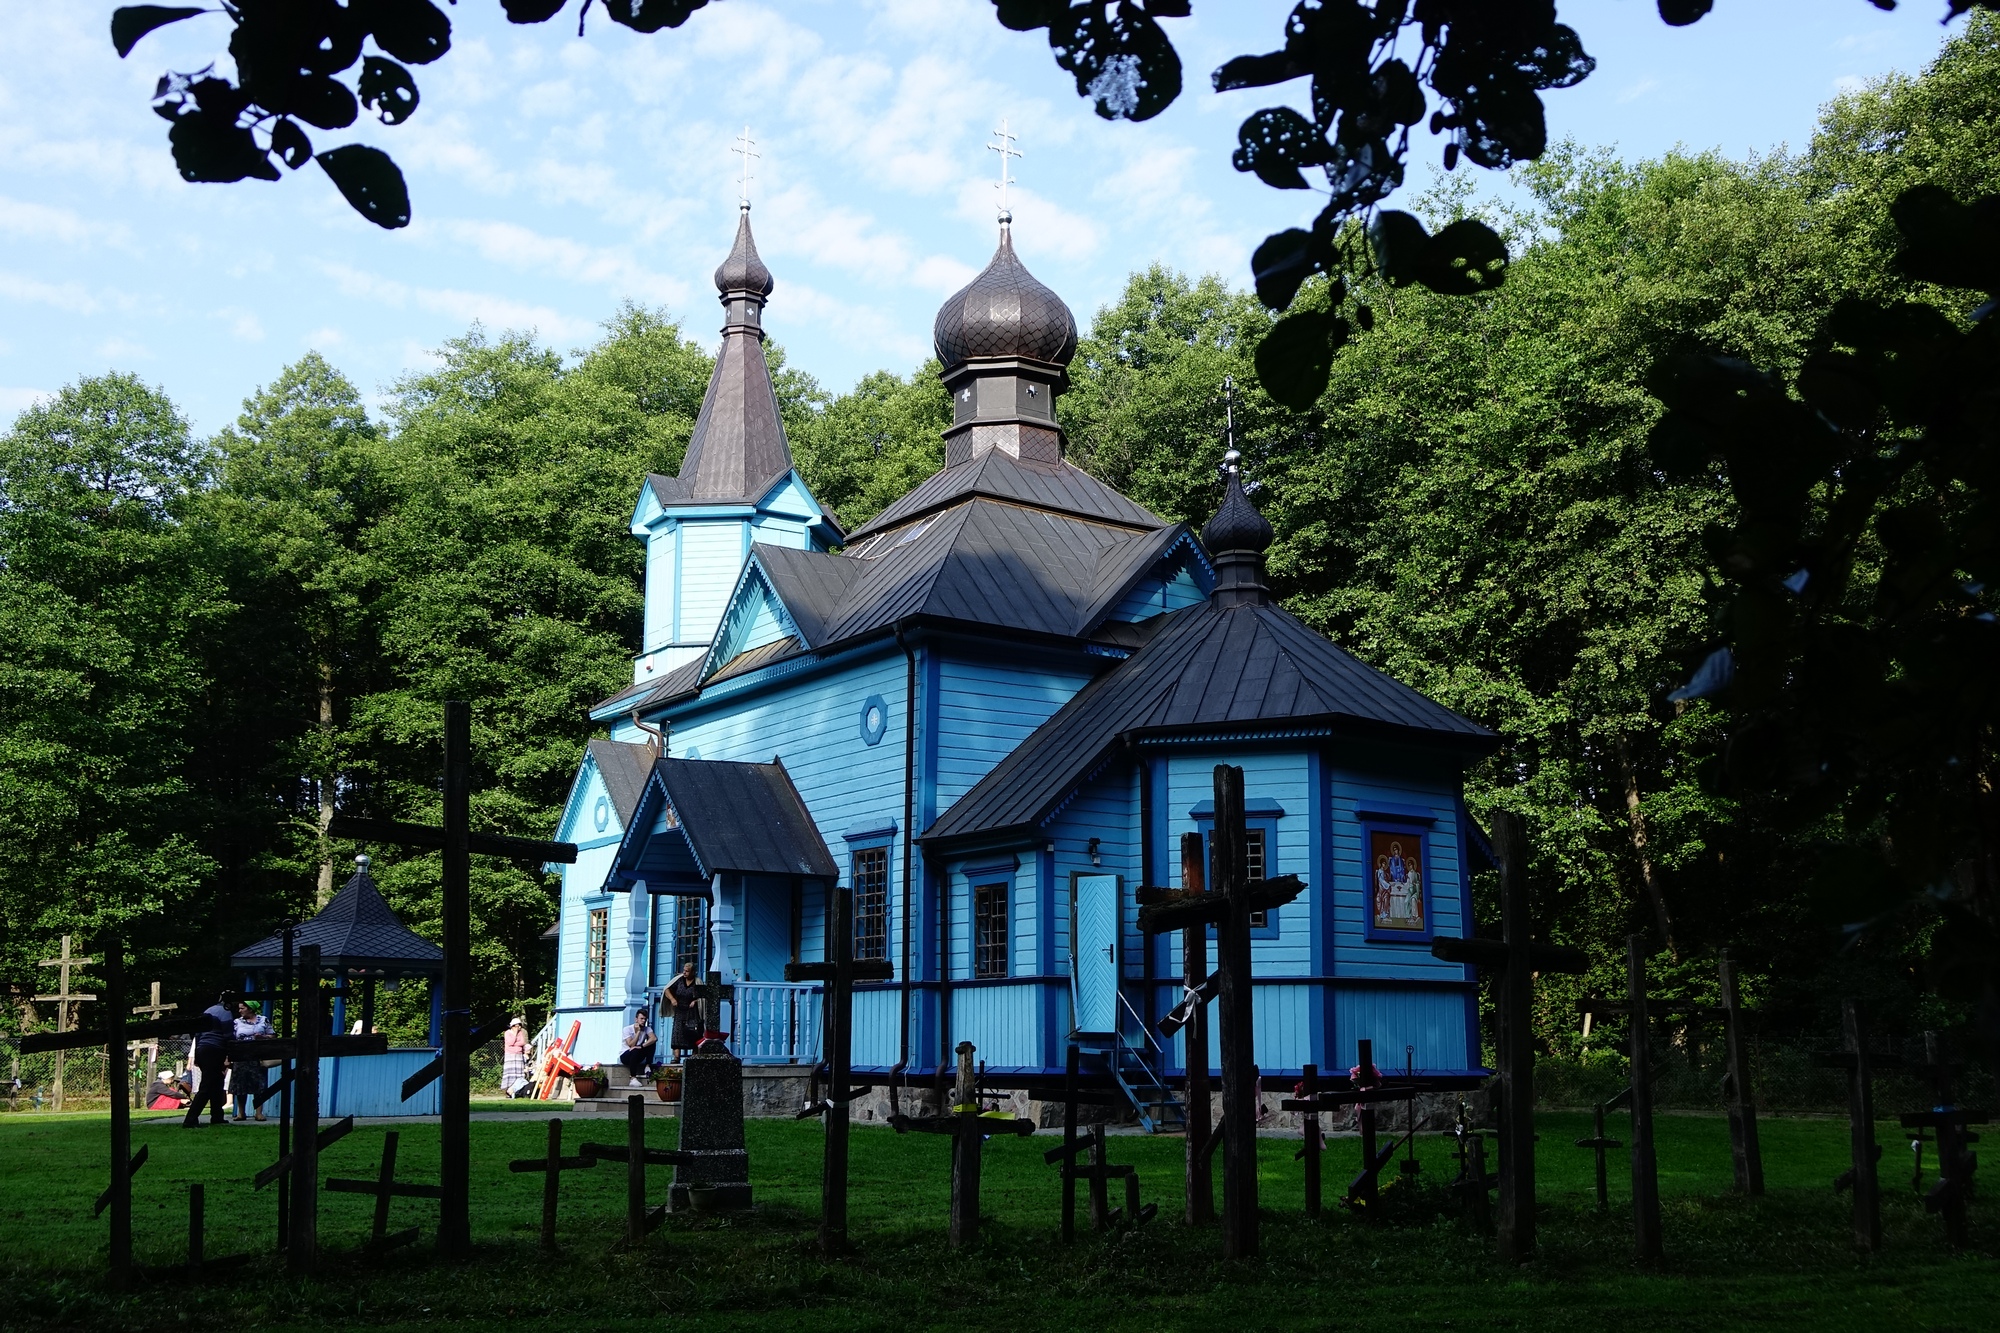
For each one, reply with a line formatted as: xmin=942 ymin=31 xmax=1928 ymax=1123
xmin=20 ymin=938 xmax=206 ymax=1287
xmin=1155 ymin=830 xmax=1215 ymax=1226
xmin=130 ymin=982 xmax=177 ymax=1106
xmin=1137 ymin=765 xmax=1305 ymax=1259
xmin=889 ymin=1040 xmax=1036 ymax=1249
xmin=787 ymin=882 xmax=893 ymax=1253
xmin=35 ymin=935 xmax=97 ymax=1113
xmin=1575 ymin=935 xmax=1669 ymax=1262
xmin=1817 ymin=998 xmax=1900 ymax=1253
xmin=1717 ymin=950 xmax=1764 ymax=1196
xmin=508 ymin=1117 xmax=599 ymax=1251
xmin=327 ymin=700 xmax=576 ymax=1260
xmin=1429 ymin=811 xmax=1588 ymax=1263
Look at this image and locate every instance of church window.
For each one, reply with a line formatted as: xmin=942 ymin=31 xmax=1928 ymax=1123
xmin=674 ymin=894 xmax=705 ymax=976
xmin=1245 ymin=829 xmax=1268 ymax=929
xmin=853 ymin=847 xmax=889 ymax=961
xmin=586 ymin=908 xmax=609 ymax=1006
xmin=973 ymin=882 xmax=1008 ymax=978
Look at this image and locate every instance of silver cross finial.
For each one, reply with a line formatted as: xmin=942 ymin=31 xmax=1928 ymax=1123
xmin=1220 ymin=375 xmax=1242 ymax=479
xmin=731 ymin=126 xmax=759 ymax=209
xmin=987 ymin=117 xmax=1021 ymax=224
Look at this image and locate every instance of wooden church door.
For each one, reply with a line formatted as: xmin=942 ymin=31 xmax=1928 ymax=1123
xmin=1071 ymin=872 xmax=1120 ymax=1035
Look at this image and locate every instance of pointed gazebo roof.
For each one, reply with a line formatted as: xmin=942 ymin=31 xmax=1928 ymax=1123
xmin=230 ymin=856 xmax=444 ymax=977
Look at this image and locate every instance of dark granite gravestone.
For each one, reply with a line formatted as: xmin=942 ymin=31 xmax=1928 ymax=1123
xmin=672 ymin=1047 xmax=752 ymax=1211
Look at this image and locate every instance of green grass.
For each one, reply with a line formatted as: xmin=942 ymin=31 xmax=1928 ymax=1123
xmin=1 ymin=1110 xmax=1994 ymax=1331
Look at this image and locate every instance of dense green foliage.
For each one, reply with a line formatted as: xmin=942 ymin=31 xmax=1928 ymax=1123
xmin=3 ymin=23 xmax=1995 ymax=1059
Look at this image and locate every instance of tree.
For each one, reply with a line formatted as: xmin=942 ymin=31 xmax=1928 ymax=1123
xmin=789 ymin=363 xmax=951 ymax=531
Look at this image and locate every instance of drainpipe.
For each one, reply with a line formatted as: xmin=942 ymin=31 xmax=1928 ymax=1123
xmin=628 ymin=711 xmax=667 ymax=758
xmin=894 ymin=625 xmax=918 ymax=1075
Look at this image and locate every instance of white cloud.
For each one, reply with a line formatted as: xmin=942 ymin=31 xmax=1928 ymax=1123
xmin=220 ymin=308 xmax=265 ymax=342
xmin=0 ymin=386 xmax=50 ymax=417
xmin=304 ymin=326 xmax=347 ymax=349
xmin=94 ymin=336 xmax=152 ymax=362
xmin=317 ymin=261 xmax=598 ymax=341
xmin=425 ymin=218 xmax=691 ymax=306
xmin=1833 ymin=74 xmax=1869 ymax=95
xmin=0 ymin=194 xmax=131 ymax=247
xmin=0 ymin=270 xmax=102 ymax=314
xmin=1617 ymin=77 xmax=1662 ymax=105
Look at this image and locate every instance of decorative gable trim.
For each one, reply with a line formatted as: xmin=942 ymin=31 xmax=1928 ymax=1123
xmin=700 ymin=556 xmax=807 ymax=685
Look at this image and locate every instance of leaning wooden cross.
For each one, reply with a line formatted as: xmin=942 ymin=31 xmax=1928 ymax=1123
xmin=1281 ymin=1040 xmax=1421 ymax=1213
xmin=1137 ymin=764 xmax=1304 ymax=1260
xmin=785 ymin=882 xmax=894 ymax=1253
xmin=1044 ymin=1043 xmax=1153 ymax=1240
xmin=508 ymin=1117 xmax=599 ymax=1251
xmin=19 ymin=937 xmax=206 ymax=1289
xmin=34 ymin=935 xmax=98 ymax=1114
xmin=1817 ymin=998 xmax=1901 ymax=1253
xmin=889 ymin=1040 xmax=1036 ymax=1250
xmin=1428 ymin=811 xmax=1588 ymax=1263
xmin=326 ymin=1130 xmax=443 ymax=1252
xmin=327 ymin=700 xmax=577 ymax=1260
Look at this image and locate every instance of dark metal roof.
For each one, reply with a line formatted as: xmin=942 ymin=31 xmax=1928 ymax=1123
xmin=593 ymin=655 xmax=706 ymax=717
xmin=230 ymin=860 xmax=443 ymax=976
xmin=586 ymin=739 xmax=655 ymax=824
xmin=846 ymin=449 xmax=1163 ymax=543
xmin=933 ymin=223 xmax=1077 ymax=371
xmin=922 ymin=600 xmax=1500 ymax=845
xmin=615 ymin=758 xmax=838 ymax=885
xmin=709 ymin=635 xmax=802 ymax=685
xmin=714 ymin=205 xmax=773 ymax=296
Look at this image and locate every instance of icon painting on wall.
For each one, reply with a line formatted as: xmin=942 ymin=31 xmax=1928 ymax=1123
xmin=1370 ymin=831 xmax=1425 ymax=933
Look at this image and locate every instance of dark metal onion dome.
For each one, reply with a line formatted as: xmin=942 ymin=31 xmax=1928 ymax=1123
xmin=933 ymin=224 xmax=1077 ymax=369
xmin=1202 ymin=469 xmax=1273 ymax=607
xmin=714 ymin=204 xmax=774 ymax=296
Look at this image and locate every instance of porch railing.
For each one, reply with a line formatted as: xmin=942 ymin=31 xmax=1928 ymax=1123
xmin=731 ymin=981 xmax=822 ymax=1065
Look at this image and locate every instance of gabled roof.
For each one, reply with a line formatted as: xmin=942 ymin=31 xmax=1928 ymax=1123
xmin=230 ymin=861 xmax=444 ymax=976
xmin=845 ymin=450 xmax=1163 ymax=543
xmin=593 ymin=656 xmax=706 ymax=719
xmin=609 ymin=757 xmax=839 ymax=890
xmin=586 ymin=739 xmax=655 ymax=825
xmin=922 ymin=599 xmax=1500 ymax=846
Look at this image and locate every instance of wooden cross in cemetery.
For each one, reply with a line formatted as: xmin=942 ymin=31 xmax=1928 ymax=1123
xmin=327 ymin=1130 xmax=443 ymax=1252
xmin=1902 ymin=1031 xmax=1985 ymax=1248
xmin=1429 ymin=811 xmax=1588 ymax=1263
xmin=18 ymin=938 xmax=207 ymax=1287
xmin=1136 ymin=764 xmax=1305 ymax=1259
xmin=34 ymin=935 xmax=98 ymax=1113
xmin=889 ymin=1040 xmax=1036 ymax=1250
xmin=1717 ymin=951 xmax=1764 ymax=1196
xmin=508 ymin=1117 xmax=600 ymax=1251
xmin=1281 ymin=1041 xmax=1421 ymax=1213
xmin=786 ymin=882 xmax=894 ymax=1252
xmin=130 ymin=981 xmax=178 ymax=1107
xmin=327 ymin=700 xmax=577 ymax=1260
xmin=1447 ymin=1097 xmax=1496 ymax=1229
xmin=1155 ymin=830 xmax=1216 ymax=1226
xmin=1044 ymin=1043 xmax=1155 ymax=1241
xmin=1817 ymin=998 xmax=1898 ymax=1253
xmin=1575 ymin=1088 xmax=1627 ymax=1212
xmin=580 ymin=1096 xmax=683 ymax=1249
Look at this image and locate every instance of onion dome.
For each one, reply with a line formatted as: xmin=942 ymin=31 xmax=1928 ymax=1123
xmin=933 ymin=224 xmax=1077 ymax=369
xmin=714 ymin=205 xmax=774 ymax=297
xmin=1203 ymin=468 xmax=1273 ymax=608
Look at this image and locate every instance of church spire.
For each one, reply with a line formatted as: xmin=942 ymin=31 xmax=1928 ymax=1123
xmin=674 ymin=197 xmax=792 ymax=504
xmin=1202 ymin=395 xmax=1273 ymax=608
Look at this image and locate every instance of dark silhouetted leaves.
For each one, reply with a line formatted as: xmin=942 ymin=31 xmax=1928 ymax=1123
xmin=1420 ymin=218 xmax=1508 ymax=294
xmin=502 ymin=0 xmax=571 ymax=22
xmin=358 ymin=56 xmax=419 ymax=125
xmin=1214 ymin=49 xmax=1305 ymax=92
xmin=1049 ymin=3 xmax=1182 ymax=121
xmin=1254 ymin=309 xmax=1348 ymax=410
xmin=1891 ymin=184 xmax=2000 ymax=294
xmin=152 ymin=73 xmax=276 ymax=182
xmin=317 ymin=144 xmax=410 ymax=229
xmin=365 ymin=0 xmax=451 ymax=64
xmin=993 ymin=0 xmax=1067 ymax=31
xmin=270 ymin=117 xmax=314 ymax=169
xmin=1657 ymin=0 xmax=1714 ymax=25
xmin=1232 ymin=107 xmax=1328 ymax=190
xmin=602 ymin=0 xmax=712 ymax=33
xmin=289 ymin=76 xmax=359 ymax=130
xmin=1369 ymin=209 xmax=1430 ymax=286
xmin=1252 ymin=228 xmax=1317 ymax=309
xmin=111 ymin=6 xmax=206 ymax=59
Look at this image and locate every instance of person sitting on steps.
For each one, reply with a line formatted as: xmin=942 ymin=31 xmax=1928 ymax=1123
xmin=619 ymin=1007 xmax=657 ymax=1088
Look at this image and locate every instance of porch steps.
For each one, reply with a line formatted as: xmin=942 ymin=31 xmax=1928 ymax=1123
xmin=1075 ymin=1037 xmax=1186 ymax=1135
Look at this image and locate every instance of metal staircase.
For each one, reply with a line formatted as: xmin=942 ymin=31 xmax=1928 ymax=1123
xmin=1073 ymin=992 xmax=1187 ymax=1134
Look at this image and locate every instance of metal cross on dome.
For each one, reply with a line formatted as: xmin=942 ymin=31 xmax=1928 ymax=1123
xmin=731 ymin=126 xmax=758 ymax=208
xmin=988 ymin=117 xmax=1021 ymax=223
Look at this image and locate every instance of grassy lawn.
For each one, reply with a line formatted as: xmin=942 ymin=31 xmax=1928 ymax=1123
xmin=1 ymin=1109 xmax=1994 ymax=1331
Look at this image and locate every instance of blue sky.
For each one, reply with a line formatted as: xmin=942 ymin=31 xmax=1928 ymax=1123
xmin=0 ymin=1 xmax=1974 ymax=434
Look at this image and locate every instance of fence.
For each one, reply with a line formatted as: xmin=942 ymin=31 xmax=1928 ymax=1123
xmin=730 ymin=981 xmax=821 ymax=1065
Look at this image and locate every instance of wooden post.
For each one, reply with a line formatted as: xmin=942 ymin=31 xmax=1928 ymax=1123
xmin=439 ymin=699 xmax=472 ymax=1260
xmin=1213 ymin=765 xmax=1259 ymax=1260
xmin=1718 ymin=951 xmax=1764 ymax=1196
xmin=189 ymin=1183 xmax=205 ymax=1272
xmin=1354 ymin=1041 xmax=1380 ymax=1212
xmin=1179 ymin=830 xmax=1214 ymax=1227
xmin=541 ymin=1119 xmax=562 ymax=1249
xmin=1627 ymin=935 xmax=1662 ymax=1263
xmin=1061 ymin=1043 xmax=1079 ymax=1243
xmin=1087 ymin=1125 xmax=1110 ymax=1231
xmin=277 ymin=925 xmax=293 ymax=1253
xmin=102 ymin=939 xmax=132 ymax=1287
xmin=948 ymin=1043 xmax=982 ymax=1250
xmin=288 ymin=944 xmax=322 ymax=1275
xmin=1842 ymin=999 xmax=1881 ymax=1253
xmin=1300 ymin=1062 xmax=1321 ymax=1219
xmin=1492 ymin=812 xmax=1536 ymax=1263
xmin=373 ymin=1132 xmax=402 ymax=1247
xmin=626 ymin=1094 xmax=649 ymax=1247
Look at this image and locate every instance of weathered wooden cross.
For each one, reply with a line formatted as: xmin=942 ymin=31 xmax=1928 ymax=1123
xmin=34 ymin=935 xmax=98 ymax=1113
xmin=1136 ymin=764 xmax=1304 ymax=1259
xmin=327 ymin=1130 xmax=443 ymax=1252
xmin=1447 ymin=1097 xmax=1496 ymax=1228
xmin=1154 ymin=830 xmax=1216 ymax=1226
xmin=890 ymin=1040 xmax=1036 ymax=1250
xmin=1716 ymin=951 xmax=1764 ymax=1195
xmin=1574 ymin=1089 xmax=1627 ymax=1212
xmin=1430 ymin=811 xmax=1588 ymax=1262
xmin=580 ymin=1094 xmax=696 ymax=1249
xmin=1817 ymin=998 xmax=1899 ymax=1253
xmin=1044 ymin=1043 xmax=1151 ymax=1240
xmin=1901 ymin=1030 xmax=1985 ymax=1248
xmin=327 ymin=700 xmax=577 ymax=1259
xmin=19 ymin=937 xmax=207 ymax=1288
xmin=130 ymin=981 xmax=178 ymax=1108
xmin=786 ymin=882 xmax=894 ymax=1252
xmin=508 ymin=1117 xmax=599 ymax=1251
xmin=1281 ymin=1039 xmax=1420 ymax=1213
xmin=1574 ymin=935 xmax=1674 ymax=1262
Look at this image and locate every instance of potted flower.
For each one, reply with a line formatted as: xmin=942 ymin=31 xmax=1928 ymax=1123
xmin=570 ymin=1064 xmax=608 ymax=1099
xmin=654 ymin=1064 xmax=683 ymax=1104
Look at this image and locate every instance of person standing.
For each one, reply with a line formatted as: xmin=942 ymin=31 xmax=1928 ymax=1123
xmin=664 ymin=962 xmax=702 ymax=1061
xmin=182 ymin=995 xmax=236 ymax=1127
xmin=230 ymin=1000 xmax=272 ymax=1121
xmin=502 ymin=1017 xmax=530 ymax=1098
xmin=618 ymin=1008 xmax=657 ymax=1088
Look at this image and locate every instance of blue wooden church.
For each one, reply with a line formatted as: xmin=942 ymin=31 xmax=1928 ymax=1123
xmin=547 ymin=203 xmax=1499 ymax=1113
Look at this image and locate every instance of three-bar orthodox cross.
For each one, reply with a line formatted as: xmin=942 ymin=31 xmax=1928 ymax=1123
xmin=987 ymin=117 xmax=1020 ymax=222
xmin=34 ymin=935 xmax=97 ymax=1113
xmin=731 ymin=126 xmax=758 ymax=208
xmin=326 ymin=700 xmax=577 ymax=1260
